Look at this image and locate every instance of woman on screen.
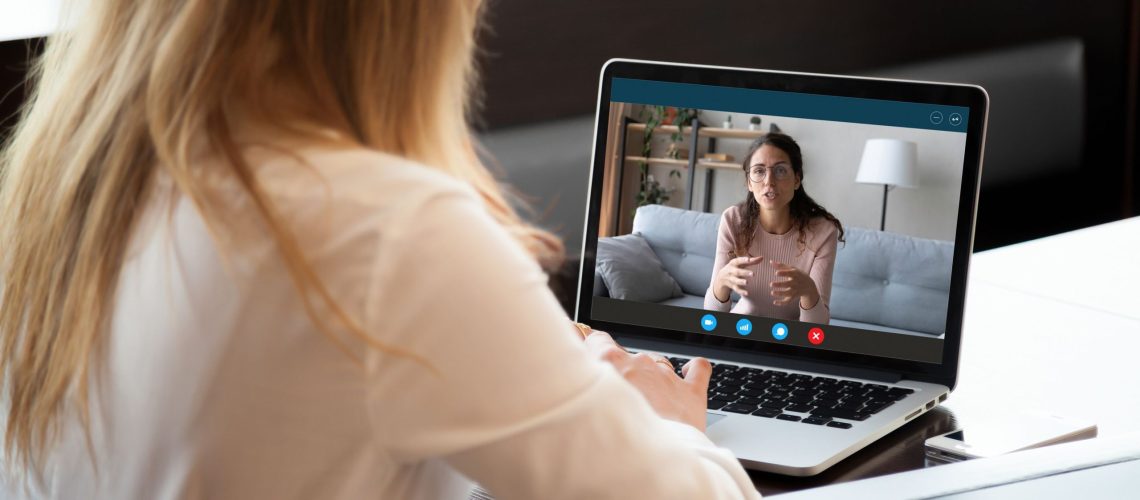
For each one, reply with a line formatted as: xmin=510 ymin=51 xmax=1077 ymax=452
xmin=703 ymin=133 xmax=844 ymax=324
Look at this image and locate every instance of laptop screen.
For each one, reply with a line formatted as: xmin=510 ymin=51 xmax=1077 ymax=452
xmin=581 ymin=62 xmax=985 ymax=375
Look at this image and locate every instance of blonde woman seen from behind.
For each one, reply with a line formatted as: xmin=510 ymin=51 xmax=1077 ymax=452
xmin=0 ymin=1 xmax=759 ymax=499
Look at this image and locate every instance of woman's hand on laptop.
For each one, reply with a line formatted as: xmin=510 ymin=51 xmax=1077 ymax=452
xmin=584 ymin=331 xmax=712 ymax=432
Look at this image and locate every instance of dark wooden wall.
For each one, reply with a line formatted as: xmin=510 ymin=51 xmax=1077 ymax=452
xmin=0 ymin=39 xmax=40 ymax=142
xmin=1 ymin=1 xmax=1136 ymax=250
xmin=475 ymin=0 xmax=1140 ymax=249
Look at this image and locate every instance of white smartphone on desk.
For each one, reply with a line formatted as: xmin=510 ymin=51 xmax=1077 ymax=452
xmin=925 ymin=410 xmax=1097 ymax=463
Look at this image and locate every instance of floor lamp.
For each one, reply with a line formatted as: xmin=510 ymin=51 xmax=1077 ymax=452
xmin=856 ymin=139 xmax=918 ymax=231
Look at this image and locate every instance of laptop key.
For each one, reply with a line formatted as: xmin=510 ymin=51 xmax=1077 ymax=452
xmin=760 ymin=401 xmax=787 ymax=410
xmin=736 ymin=396 xmax=763 ymax=406
xmin=886 ymin=390 xmax=913 ymax=401
xmin=811 ymin=408 xmax=872 ymax=421
xmin=752 ymin=408 xmax=781 ymax=418
xmin=737 ymin=388 xmax=765 ymax=398
xmin=826 ymin=421 xmax=853 ymax=429
xmin=707 ymin=399 xmax=729 ymax=410
xmin=712 ymin=365 xmax=739 ymax=376
xmin=776 ymin=414 xmax=802 ymax=422
xmin=718 ymin=378 xmax=746 ymax=388
xmin=814 ymin=392 xmax=842 ymax=402
xmin=785 ymin=404 xmax=814 ymax=413
xmin=862 ymin=401 xmax=894 ymax=414
xmin=801 ymin=417 xmax=830 ymax=425
xmin=721 ymin=403 xmax=758 ymax=414
xmin=739 ymin=367 xmax=765 ymax=378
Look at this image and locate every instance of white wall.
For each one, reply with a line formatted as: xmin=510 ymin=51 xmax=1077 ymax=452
xmin=636 ymin=108 xmax=967 ymax=242
xmin=0 ymin=0 xmax=63 ymax=42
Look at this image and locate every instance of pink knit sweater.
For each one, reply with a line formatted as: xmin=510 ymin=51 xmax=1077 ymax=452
xmin=702 ymin=204 xmax=839 ymax=324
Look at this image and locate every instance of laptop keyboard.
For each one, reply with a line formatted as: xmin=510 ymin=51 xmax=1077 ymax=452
xmin=666 ymin=357 xmax=915 ymax=429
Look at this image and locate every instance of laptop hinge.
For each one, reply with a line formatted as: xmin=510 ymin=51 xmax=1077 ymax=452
xmin=618 ymin=336 xmax=904 ymax=384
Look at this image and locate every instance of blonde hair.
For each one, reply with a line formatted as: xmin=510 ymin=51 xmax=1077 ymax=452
xmin=0 ymin=0 xmax=563 ymax=472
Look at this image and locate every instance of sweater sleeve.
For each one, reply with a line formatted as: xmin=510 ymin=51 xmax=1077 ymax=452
xmin=798 ymin=221 xmax=838 ymax=324
xmin=363 ymin=186 xmax=760 ymax=500
xmin=703 ymin=208 xmax=738 ymax=311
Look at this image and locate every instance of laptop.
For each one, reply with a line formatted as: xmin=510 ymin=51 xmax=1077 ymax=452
xmin=575 ymin=59 xmax=988 ymax=476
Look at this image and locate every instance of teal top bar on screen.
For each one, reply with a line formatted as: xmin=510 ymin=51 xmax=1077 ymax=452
xmin=611 ymin=78 xmax=970 ymax=132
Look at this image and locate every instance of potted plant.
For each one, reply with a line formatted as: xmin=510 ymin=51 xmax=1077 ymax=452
xmin=722 ymin=115 xmax=733 ymax=129
xmin=636 ymin=106 xmax=698 ymax=208
xmin=749 ymin=116 xmax=762 ymax=131
xmin=634 ymin=174 xmax=677 ymax=209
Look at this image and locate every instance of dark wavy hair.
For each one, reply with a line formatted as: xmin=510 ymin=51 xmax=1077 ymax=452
xmin=733 ymin=132 xmax=845 ymax=257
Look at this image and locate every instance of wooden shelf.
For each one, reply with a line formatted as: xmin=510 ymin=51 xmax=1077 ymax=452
xmin=697 ymin=159 xmax=741 ymax=169
xmin=623 ymin=156 xmax=741 ymax=170
xmin=626 ymin=123 xmax=765 ymax=140
xmin=624 ymin=156 xmax=687 ymax=167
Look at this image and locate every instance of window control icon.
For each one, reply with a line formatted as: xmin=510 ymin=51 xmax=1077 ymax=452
xmin=808 ymin=327 xmax=825 ymax=345
xmin=700 ymin=314 xmax=717 ymax=332
xmin=736 ymin=318 xmax=752 ymax=336
xmin=772 ymin=323 xmax=789 ymax=341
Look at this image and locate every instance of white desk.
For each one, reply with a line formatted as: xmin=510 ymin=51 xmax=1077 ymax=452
xmin=947 ymin=216 xmax=1140 ymax=436
xmin=770 ymin=217 xmax=1140 ymax=497
xmin=969 ymin=216 xmax=1140 ymax=319
xmin=754 ymin=217 xmax=1140 ymax=494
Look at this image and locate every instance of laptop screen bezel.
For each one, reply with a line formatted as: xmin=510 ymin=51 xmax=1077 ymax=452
xmin=575 ymin=59 xmax=988 ymax=390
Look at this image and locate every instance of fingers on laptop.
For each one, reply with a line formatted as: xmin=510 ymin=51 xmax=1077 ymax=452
xmin=681 ymin=357 xmax=712 ymax=389
xmin=583 ymin=330 xmax=623 ymax=360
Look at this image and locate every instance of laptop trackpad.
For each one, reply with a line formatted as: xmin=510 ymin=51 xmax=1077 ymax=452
xmin=707 ymin=412 xmax=728 ymax=428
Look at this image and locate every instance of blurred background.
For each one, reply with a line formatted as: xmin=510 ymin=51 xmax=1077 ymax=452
xmin=3 ymin=0 xmax=1138 ymax=257
xmin=472 ymin=0 xmax=1139 ymax=256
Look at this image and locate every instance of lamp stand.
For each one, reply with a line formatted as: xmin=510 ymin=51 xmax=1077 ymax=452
xmin=879 ymin=184 xmax=889 ymax=231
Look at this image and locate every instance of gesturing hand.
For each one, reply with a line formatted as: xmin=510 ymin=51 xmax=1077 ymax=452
xmin=713 ymin=255 xmax=764 ymax=303
xmin=769 ymin=260 xmax=819 ymax=309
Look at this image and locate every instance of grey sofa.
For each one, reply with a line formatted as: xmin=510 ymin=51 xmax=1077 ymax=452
xmin=594 ymin=204 xmax=953 ymax=336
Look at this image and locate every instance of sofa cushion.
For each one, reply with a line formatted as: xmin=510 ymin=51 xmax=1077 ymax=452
xmin=632 ymin=204 xmax=721 ymax=296
xmin=657 ymin=294 xmax=706 ymax=310
xmin=831 ymin=227 xmax=953 ymax=335
xmin=595 ymin=234 xmax=683 ymax=303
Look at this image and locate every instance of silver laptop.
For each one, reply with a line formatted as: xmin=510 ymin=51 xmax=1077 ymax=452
xmin=575 ymin=59 xmax=988 ymax=476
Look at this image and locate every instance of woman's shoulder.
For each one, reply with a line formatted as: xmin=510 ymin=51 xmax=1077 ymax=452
xmin=255 ymin=146 xmax=477 ymax=209
xmin=720 ymin=203 xmax=745 ymax=225
xmin=805 ymin=215 xmax=840 ymax=245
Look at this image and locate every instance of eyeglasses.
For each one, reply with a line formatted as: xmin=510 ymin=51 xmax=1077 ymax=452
xmin=748 ymin=164 xmax=792 ymax=182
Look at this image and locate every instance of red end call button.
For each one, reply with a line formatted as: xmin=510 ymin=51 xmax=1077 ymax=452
xmin=808 ymin=327 xmax=825 ymax=345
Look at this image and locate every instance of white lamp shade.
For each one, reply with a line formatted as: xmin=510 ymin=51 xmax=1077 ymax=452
xmin=856 ymin=139 xmax=918 ymax=188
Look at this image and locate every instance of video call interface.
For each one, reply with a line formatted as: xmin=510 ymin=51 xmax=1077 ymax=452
xmin=589 ymin=78 xmax=971 ymax=364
